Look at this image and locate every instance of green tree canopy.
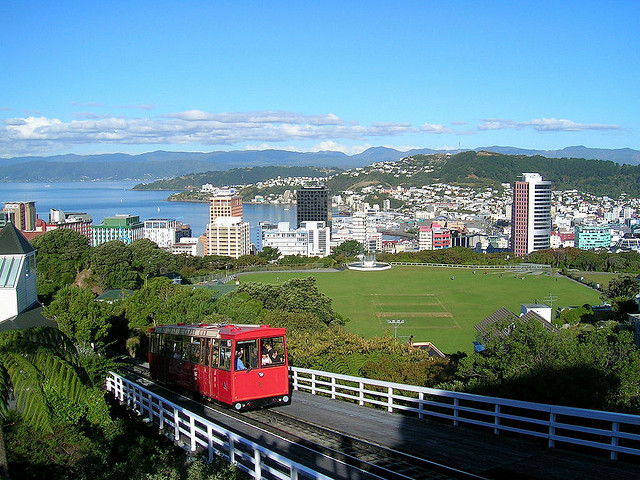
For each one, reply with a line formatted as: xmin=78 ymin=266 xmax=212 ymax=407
xmin=43 ymin=286 xmax=112 ymax=346
xmin=31 ymin=229 xmax=91 ymax=303
xmin=331 ymin=240 xmax=362 ymax=258
xmin=91 ymin=241 xmax=139 ymax=290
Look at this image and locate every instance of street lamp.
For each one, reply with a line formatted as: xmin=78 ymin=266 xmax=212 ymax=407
xmin=387 ymin=319 xmax=405 ymax=339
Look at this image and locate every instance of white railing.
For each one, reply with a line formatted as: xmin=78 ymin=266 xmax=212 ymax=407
xmin=106 ymin=372 xmax=332 ymax=480
xmin=290 ymin=367 xmax=640 ymax=461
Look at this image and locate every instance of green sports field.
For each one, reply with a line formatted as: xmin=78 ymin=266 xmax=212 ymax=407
xmin=241 ymin=267 xmax=602 ymax=354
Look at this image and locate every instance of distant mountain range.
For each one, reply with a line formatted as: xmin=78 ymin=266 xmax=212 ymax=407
xmin=1 ymin=146 xmax=639 ymax=182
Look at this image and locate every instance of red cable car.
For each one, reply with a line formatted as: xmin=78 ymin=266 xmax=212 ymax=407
xmin=148 ymin=323 xmax=291 ymax=410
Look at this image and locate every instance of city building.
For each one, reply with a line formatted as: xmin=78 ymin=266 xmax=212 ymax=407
xmin=511 ymin=173 xmax=552 ymax=256
xmin=418 ymin=222 xmax=451 ymax=250
xmin=575 ymin=225 xmax=611 ymax=250
xmin=296 ymin=185 xmax=330 ymax=228
xmin=262 ymin=221 xmax=331 ymax=258
xmin=47 ymin=209 xmax=93 ymax=240
xmin=209 ymin=195 xmax=243 ymax=222
xmin=202 ymin=216 xmax=250 ymax=258
xmin=202 ymin=194 xmax=250 ymax=258
xmin=91 ymin=214 xmax=144 ymax=247
xmin=170 ymin=237 xmax=204 ymax=256
xmin=144 ymin=218 xmax=192 ymax=249
xmin=3 ymin=201 xmax=37 ymax=231
xmin=0 ymin=211 xmax=10 ymax=228
xmin=262 ymin=222 xmax=309 ymax=257
xmin=0 ymin=223 xmax=55 ymax=331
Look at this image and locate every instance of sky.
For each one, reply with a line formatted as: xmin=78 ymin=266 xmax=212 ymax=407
xmin=1 ymin=1 xmax=639 ymax=158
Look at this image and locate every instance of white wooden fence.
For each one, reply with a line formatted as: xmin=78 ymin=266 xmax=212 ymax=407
xmin=106 ymin=372 xmax=333 ymax=480
xmin=290 ymin=367 xmax=640 ymax=461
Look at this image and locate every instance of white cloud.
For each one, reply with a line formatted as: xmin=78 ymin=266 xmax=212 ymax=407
xmin=478 ymin=118 xmax=623 ymax=132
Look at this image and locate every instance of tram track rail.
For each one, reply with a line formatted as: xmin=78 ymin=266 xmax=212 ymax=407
xmin=117 ymin=362 xmax=487 ymax=480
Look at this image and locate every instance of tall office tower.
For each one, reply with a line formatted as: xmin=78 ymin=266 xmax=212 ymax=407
xmin=209 ymin=195 xmax=243 ymax=222
xmin=296 ymin=185 xmax=330 ymax=228
xmin=202 ymin=194 xmax=249 ymax=258
xmin=511 ymin=173 xmax=552 ymax=256
xmin=3 ymin=201 xmax=37 ymax=231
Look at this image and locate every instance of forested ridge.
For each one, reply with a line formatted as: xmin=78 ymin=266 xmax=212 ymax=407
xmin=135 ymin=151 xmax=640 ymax=199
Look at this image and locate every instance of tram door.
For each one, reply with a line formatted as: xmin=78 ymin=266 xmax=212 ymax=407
xmin=205 ymin=338 xmax=222 ymax=399
xmin=233 ymin=339 xmax=261 ymax=400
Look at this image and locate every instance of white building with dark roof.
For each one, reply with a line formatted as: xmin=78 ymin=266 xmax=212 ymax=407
xmin=0 ymin=223 xmax=56 ymax=331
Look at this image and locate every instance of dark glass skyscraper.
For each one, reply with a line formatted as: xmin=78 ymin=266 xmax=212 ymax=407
xmin=296 ymin=185 xmax=330 ymax=228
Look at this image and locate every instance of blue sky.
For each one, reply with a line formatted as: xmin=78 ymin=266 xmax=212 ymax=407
xmin=1 ymin=1 xmax=638 ymax=158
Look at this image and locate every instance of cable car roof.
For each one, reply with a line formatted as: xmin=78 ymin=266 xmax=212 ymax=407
xmin=150 ymin=323 xmax=285 ymax=338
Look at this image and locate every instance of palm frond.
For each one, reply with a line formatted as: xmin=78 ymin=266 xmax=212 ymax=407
xmin=0 ymin=363 xmax=9 ymax=421
xmin=32 ymin=349 xmax=89 ymax=405
xmin=4 ymin=353 xmax=54 ymax=433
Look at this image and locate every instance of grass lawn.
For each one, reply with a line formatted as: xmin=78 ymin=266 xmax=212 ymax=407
xmin=240 ymin=266 xmax=602 ymax=354
xmin=573 ymin=272 xmax=618 ymax=290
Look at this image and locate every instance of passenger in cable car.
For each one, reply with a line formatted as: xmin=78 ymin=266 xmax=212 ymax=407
xmin=235 ymin=348 xmax=246 ymax=370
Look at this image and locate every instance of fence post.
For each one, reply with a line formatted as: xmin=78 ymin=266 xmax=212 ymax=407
xmin=207 ymin=425 xmax=214 ymax=462
xmin=494 ymin=405 xmax=500 ymax=435
xmin=190 ymin=415 xmax=196 ymax=452
xmin=311 ymin=373 xmax=316 ymax=395
xmin=331 ymin=377 xmax=336 ymax=399
xmin=158 ymin=401 xmax=164 ymax=429
xmin=253 ymin=448 xmax=262 ymax=479
xmin=359 ymin=382 xmax=364 ymax=406
xmin=548 ymin=412 xmax=556 ymax=448
xmin=610 ymin=421 xmax=620 ymax=461
xmin=453 ymin=398 xmax=459 ymax=427
xmin=174 ymin=408 xmax=180 ymax=443
xmin=419 ymin=392 xmax=424 ymax=419
xmin=388 ymin=387 xmax=394 ymax=412
xmin=292 ymin=369 xmax=299 ymax=391
xmin=229 ymin=436 xmax=236 ymax=465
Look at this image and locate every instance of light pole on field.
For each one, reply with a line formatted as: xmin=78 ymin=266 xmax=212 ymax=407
xmin=387 ymin=319 xmax=405 ymax=339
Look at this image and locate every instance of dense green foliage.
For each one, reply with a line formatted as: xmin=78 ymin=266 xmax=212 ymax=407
xmin=448 ymin=320 xmax=640 ymax=412
xmin=409 ymin=151 xmax=640 ymax=197
xmin=0 ymin=327 xmax=119 ymax=478
xmin=31 ymin=229 xmax=91 ymax=303
xmin=528 ymin=247 xmax=640 ymax=272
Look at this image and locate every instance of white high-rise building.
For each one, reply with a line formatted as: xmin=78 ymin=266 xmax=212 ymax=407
xmin=511 ymin=173 xmax=552 ymax=256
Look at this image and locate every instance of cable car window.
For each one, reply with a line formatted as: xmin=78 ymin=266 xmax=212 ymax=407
xmin=186 ymin=337 xmax=200 ymax=364
xmin=209 ymin=339 xmax=220 ymax=368
xmin=156 ymin=333 xmax=164 ymax=355
xmin=169 ymin=335 xmax=182 ymax=360
xmin=261 ymin=337 xmax=285 ymax=366
xmin=198 ymin=338 xmax=206 ymax=365
xmin=235 ymin=340 xmax=258 ymax=371
xmin=219 ymin=340 xmax=232 ymax=371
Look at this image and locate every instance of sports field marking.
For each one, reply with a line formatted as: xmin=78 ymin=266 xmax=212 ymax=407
xmin=376 ymin=312 xmax=453 ymax=317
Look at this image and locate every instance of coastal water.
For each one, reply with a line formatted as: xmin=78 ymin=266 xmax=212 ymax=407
xmin=0 ymin=181 xmax=296 ymax=236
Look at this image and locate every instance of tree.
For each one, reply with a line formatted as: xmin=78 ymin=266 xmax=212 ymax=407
xmin=31 ymin=229 xmax=91 ymax=303
xmin=601 ymin=274 xmax=639 ymax=301
xmin=0 ymin=327 xmax=112 ymax=478
xmin=43 ymin=286 xmax=112 ymax=346
xmin=452 ymin=320 xmax=640 ymax=412
xmin=331 ymin=240 xmax=362 ymax=258
xmin=236 ymin=277 xmax=343 ymax=326
xmin=129 ymin=238 xmax=177 ymax=276
xmin=258 ymin=246 xmax=280 ymax=262
xmin=91 ymin=241 xmax=139 ymax=290
xmin=124 ymin=277 xmax=218 ymax=331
